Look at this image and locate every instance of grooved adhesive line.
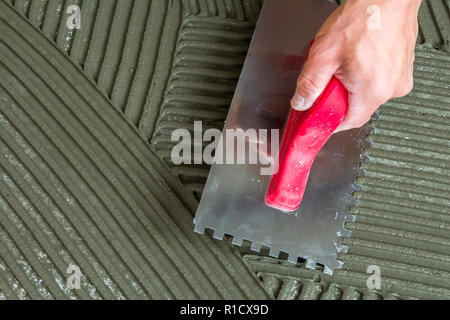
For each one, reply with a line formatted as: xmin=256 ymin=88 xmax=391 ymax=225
xmin=153 ymin=14 xmax=254 ymax=199
xmin=0 ymin=1 xmax=267 ymax=299
xmin=182 ymin=0 xmax=263 ymax=23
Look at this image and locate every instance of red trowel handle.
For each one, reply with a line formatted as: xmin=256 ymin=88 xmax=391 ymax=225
xmin=265 ymin=75 xmax=348 ymax=212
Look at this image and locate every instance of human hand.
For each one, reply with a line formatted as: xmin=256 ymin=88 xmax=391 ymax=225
xmin=291 ymin=0 xmax=421 ymax=132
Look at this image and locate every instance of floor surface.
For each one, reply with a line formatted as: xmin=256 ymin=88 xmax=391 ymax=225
xmin=0 ymin=0 xmax=449 ymax=299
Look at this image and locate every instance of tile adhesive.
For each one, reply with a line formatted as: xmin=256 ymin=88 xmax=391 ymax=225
xmin=0 ymin=0 xmax=449 ymax=299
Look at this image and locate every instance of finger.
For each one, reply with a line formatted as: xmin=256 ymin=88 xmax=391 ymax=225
xmin=291 ymin=43 xmax=339 ymax=111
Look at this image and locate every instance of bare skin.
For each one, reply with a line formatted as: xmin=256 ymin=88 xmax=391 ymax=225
xmin=291 ymin=0 xmax=422 ymax=132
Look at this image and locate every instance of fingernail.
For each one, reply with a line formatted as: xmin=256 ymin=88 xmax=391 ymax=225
xmin=291 ymin=92 xmax=306 ymax=111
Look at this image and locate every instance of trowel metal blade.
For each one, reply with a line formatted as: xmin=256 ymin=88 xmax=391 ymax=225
xmin=194 ymin=0 xmax=370 ymax=274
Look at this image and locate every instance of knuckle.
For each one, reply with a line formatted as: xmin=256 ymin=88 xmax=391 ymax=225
xmin=297 ymin=73 xmax=320 ymax=96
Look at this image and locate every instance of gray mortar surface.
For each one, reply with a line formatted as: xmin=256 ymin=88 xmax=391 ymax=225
xmin=0 ymin=0 xmax=449 ymax=300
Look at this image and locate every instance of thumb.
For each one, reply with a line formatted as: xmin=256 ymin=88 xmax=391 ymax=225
xmin=291 ymin=51 xmax=338 ymax=111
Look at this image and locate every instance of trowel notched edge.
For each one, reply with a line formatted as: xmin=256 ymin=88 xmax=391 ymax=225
xmin=194 ymin=211 xmax=357 ymax=274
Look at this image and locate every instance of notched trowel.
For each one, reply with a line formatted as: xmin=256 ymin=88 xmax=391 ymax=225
xmin=194 ymin=0 xmax=371 ymax=274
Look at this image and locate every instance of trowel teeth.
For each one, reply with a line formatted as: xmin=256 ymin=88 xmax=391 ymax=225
xmin=193 ymin=223 xmax=205 ymax=235
xmin=349 ymin=198 xmax=359 ymax=207
xmin=362 ymin=139 xmax=372 ymax=149
xmin=360 ymin=155 xmax=370 ymax=163
xmin=356 ymin=168 xmax=366 ymax=178
xmin=342 ymin=229 xmax=352 ymax=238
xmin=287 ymin=254 xmax=298 ymax=264
xmin=269 ymin=248 xmax=280 ymax=259
xmin=250 ymin=242 xmax=261 ymax=252
xmin=338 ymin=245 xmax=349 ymax=254
xmin=336 ymin=260 xmax=345 ymax=269
xmin=231 ymin=236 xmax=243 ymax=246
xmin=324 ymin=265 xmax=333 ymax=275
xmin=355 ymin=171 xmax=365 ymax=182
xmin=305 ymin=259 xmax=316 ymax=270
xmin=213 ymin=230 xmax=224 ymax=240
